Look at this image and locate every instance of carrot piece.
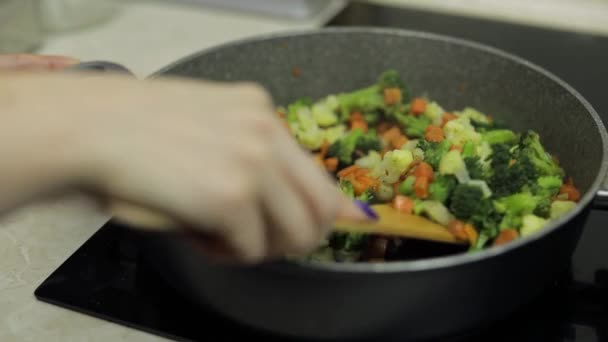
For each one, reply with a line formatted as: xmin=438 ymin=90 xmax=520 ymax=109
xmin=414 ymin=176 xmax=430 ymax=199
xmin=337 ymin=165 xmax=359 ymax=178
xmin=392 ymin=134 xmax=408 ymax=150
xmin=351 ymin=119 xmax=368 ymax=132
xmin=324 ymin=157 xmax=338 ymax=172
xmin=376 ymin=121 xmax=393 ymax=134
xmin=355 ymin=168 xmax=369 ymax=177
xmin=463 ymin=224 xmax=478 ymax=246
xmin=411 ymin=97 xmax=427 ymax=115
xmin=493 ymin=229 xmax=519 ymax=246
xmin=382 ymin=126 xmax=402 ymax=141
xmin=383 ymin=87 xmax=402 ymax=105
xmin=313 ymin=154 xmax=325 ymax=168
xmin=352 ymin=179 xmax=368 ymax=196
xmin=414 ymin=162 xmax=434 ymax=182
xmin=449 ymin=144 xmax=462 ymax=153
xmin=350 ymin=111 xmax=364 ymax=121
xmin=424 ymin=125 xmax=444 ymax=143
xmin=393 ymin=195 xmax=414 ymax=214
xmin=447 ymin=220 xmax=468 ymax=241
xmin=559 ymin=184 xmax=581 ymax=202
xmin=277 ymin=110 xmax=285 ymax=118
xmin=441 ymin=112 xmax=458 ymax=127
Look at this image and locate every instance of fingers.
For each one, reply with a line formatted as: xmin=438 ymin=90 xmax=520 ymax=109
xmin=258 ymin=164 xmax=322 ymax=258
xmin=0 ymin=54 xmax=79 ymax=71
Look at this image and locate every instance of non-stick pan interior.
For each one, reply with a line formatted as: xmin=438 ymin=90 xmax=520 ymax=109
xmin=156 ymin=28 xmax=605 ymax=194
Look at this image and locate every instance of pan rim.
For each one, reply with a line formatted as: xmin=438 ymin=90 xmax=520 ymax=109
xmin=152 ymin=26 xmax=608 ymax=273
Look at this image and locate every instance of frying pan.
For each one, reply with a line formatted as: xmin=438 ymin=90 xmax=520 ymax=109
xmin=75 ymin=28 xmax=608 ymax=341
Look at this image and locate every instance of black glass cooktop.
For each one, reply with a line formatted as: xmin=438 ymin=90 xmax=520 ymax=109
xmin=35 ymin=2 xmax=608 ymax=341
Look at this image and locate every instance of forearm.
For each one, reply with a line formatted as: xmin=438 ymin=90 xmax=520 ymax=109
xmin=0 ymin=72 xmax=90 ymax=212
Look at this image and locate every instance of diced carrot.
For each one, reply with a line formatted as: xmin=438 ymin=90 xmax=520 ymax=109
xmin=337 ymin=165 xmax=359 ymax=178
xmin=352 ymin=179 xmax=369 ymax=196
xmin=566 ymin=177 xmax=575 ymax=186
xmin=493 ymin=229 xmax=519 ymax=246
xmin=450 ymin=144 xmax=462 ymax=153
xmin=324 ymin=157 xmax=338 ymax=172
xmin=424 ymin=125 xmax=444 ymax=143
xmin=393 ymin=195 xmax=414 ymax=214
xmin=350 ymin=111 xmax=364 ymax=122
xmin=351 ymin=119 xmax=368 ymax=132
xmin=382 ymin=126 xmax=402 ymax=142
xmin=414 ymin=162 xmax=434 ymax=182
xmin=411 ymin=97 xmax=427 ymax=115
xmin=463 ymin=224 xmax=478 ymax=246
xmin=447 ymin=220 xmax=468 ymax=241
xmin=509 ymin=159 xmax=517 ymax=166
xmin=392 ymin=134 xmax=408 ymax=149
xmin=414 ymin=176 xmax=430 ymax=199
xmin=376 ymin=121 xmax=393 ymax=134
xmin=358 ymin=176 xmax=380 ymax=190
xmin=559 ymin=184 xmax=581 ymax=202
xmin=383 ymin=87 xmax=402 ymax=105
xmin=355 ymin=168 xmax=369 ymax=177
xmin=277 ymin=110 xmax=285 ymax=118
xmin=441 ymin=112 xmax=458 ymax=127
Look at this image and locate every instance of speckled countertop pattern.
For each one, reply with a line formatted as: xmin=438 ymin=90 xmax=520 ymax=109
xmin=0 ymin=1 xmax=342 ymax=340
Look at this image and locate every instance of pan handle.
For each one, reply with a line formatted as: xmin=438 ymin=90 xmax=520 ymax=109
xmin=593 ymin=188 xmax=608 ymax=210
xmin=65 ymin=60 xmax=135 ymax=75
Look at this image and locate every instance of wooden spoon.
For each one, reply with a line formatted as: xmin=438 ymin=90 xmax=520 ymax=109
xmin=110 ymin=201 xmax=464 ymax=245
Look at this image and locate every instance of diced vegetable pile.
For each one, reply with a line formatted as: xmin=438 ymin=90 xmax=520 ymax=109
xmin=277 ymin=70 xmax=581 ymax=262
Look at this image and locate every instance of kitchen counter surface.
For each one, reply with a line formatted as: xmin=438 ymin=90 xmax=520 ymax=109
xmin=0 ymin=1 xmax=342 ymax=341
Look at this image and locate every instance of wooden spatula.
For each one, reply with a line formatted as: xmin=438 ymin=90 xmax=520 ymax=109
xmin=110 ymin=201 xmax=464 ymax=245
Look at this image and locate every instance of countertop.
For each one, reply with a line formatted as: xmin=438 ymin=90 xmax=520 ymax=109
xmin=0 ymin=1 xmax=342 ymax=341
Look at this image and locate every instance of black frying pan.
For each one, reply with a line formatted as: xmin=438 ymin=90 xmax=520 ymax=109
xmin=74 ymin=28 xmax=608 ymax=341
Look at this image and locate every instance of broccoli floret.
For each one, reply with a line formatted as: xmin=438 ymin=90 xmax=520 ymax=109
xmin=464 ymin=156 xmax=485 ymax=180
xmin=337 ymin=85 xmax=384 ymax=121
xmin=357 ymin=190 xmax=375 ymax=203
xmin=395 ymin=113 xmax=432 ymax=138
xmin=439 ymin=150 xmax=470 ymax=183
xmin=429 ymin=175 xmax=458 ymax=203
xmin=482 ymin=129 xmax=518 ymax=145
xmin=339 ymin=179 xmax=355 ymax=198
xmin=417 ymin=139 xmax=451 ymax=169
xmin=462 ymin=140 xmax=476 ymax=158
xmin=488 ymin=144 xmax=537 ymax=197
xmin=330 ymin=231 xmax=368 ymax=261
xmin=449 ymin=184 xmax=485 ymax=220
xmin=356 ymin=130 xmax=382 ymax=153
xmin=470 ymin=199 xmax=502 ymax=239
xmin=495 ymin=192 xmax=540 ymax=229
xmin=328 ymin=130 xmax=361 ymax=164
xmin=531 ymin=175 xmax=563 ymax=218
xmin=398 ymin=175 xmax=416 ymax=196
xmin=286 ymin=97 xmax=313 ymax=122
xmin=378 ymin=69 xmax=406 ymax=94
xmin=515 ymin=130 xmax=564 ymax=178
xmin=533 ymin=198 xmax=552 ymax=218
xmin=537 ymin=175 xmax=563 ymax=194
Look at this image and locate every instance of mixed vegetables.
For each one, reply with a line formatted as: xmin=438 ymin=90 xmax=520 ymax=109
xmin=277 ymin=70 xmax=581 ymax=262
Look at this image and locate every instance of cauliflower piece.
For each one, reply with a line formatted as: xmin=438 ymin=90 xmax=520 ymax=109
xmin=421 ymin=201 xmax=455 ymax=226
xmin=520 ymin=214 xmax=548 ymax=237
xmin=371 ymin=150 xmax=414 ymax=184
xmin=457 ymin=107 xmax=491 ymax=124
xmin=444 ymin=116 xmax=482 ymax=146
xmin=296 ymin=127 xmax=324 ymax=150
xmin=375 ymin=183 xmax=395 ymax=202
xmin=355 ymin=150 xmax=382 ymax=169
xmin=312 ymin=100 xmax=338 ymax=127
xmin=439 ymin=150 xmax=470 ymax=183
xmin=324 ymin=124 xmax=346 ymax=145
xmin=424 ymin=101 xmax=445 ymax=126
xmin=550 ymin=200 xmax=577 ymax=220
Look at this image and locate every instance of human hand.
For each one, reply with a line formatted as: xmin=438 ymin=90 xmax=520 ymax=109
xmin=0 ymin=53 xmax=79 ymax=71
xmin=46 ymin=74 xmax=370 ymax=263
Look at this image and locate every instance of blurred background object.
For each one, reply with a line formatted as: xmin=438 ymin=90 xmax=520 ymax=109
xmin=172 ymin=0 xmax=346 ymax=19
xmin=39 ymin=0 xmax=118 ymax=31
xmin=0 ymin=0 xmax=43 ymax=53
